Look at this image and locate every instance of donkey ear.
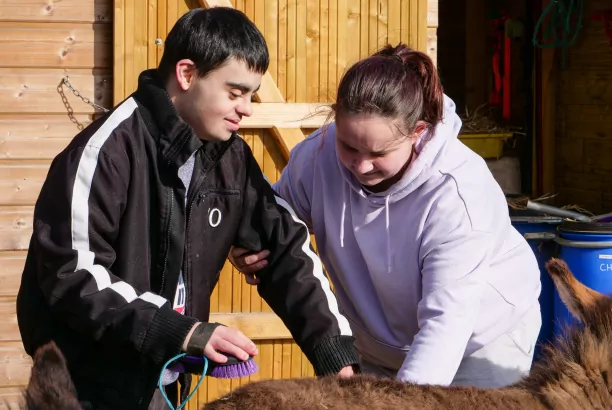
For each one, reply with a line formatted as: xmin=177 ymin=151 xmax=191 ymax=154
xmin=546 ymin=258 xmax=606 ymax=324
xmin=25 ymin=341 xmax=82 ymax=410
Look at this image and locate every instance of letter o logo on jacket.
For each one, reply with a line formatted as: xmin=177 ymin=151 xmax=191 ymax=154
xmin=209 ymin=208 xmax=222 ymax=227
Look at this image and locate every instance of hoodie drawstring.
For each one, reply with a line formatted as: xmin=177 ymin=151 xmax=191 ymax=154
xmin=385 ymin=195 xmax=391 ymax=273
xmin=340 ymin=184 xmax=347 ymax=248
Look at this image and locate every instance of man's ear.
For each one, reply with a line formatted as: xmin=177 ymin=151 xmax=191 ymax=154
xmin=175 ymin=59 xmax=196 ymax=91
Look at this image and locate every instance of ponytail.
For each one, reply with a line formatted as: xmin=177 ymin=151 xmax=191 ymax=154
xmin=379 ymin=44 xmax=444 ymax=127
xmin=333 ymin=43 xmax=444 ymax=134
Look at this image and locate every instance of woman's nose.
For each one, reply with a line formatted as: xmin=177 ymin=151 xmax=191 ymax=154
xmin=353 ymin=157 xmax=374 ymax=174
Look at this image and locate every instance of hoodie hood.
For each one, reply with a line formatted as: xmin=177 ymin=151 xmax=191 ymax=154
xmin=335 ymin=95 xmax=464 ymax=272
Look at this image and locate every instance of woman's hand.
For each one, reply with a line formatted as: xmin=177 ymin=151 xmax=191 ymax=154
xmin=228 ymin=247 xmax=270 ymax=285
xmin=337 ymin=365 xmax=355 ymax=378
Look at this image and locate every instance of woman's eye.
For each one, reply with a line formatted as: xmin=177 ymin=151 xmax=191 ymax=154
xmin=342 ymin=143 xmax=356 ymax=152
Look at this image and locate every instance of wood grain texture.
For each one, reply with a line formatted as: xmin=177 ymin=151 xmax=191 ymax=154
xmin=0 ymin=0 xmax=112 ymax=23
xmin=0 ymin=68 xmax=112 ymax=115
xmin=0 ymin=22 xmax=111 ymax=68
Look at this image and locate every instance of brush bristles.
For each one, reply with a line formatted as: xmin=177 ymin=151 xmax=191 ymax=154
xmin=210 ymin=359 xmax=259 ymax=379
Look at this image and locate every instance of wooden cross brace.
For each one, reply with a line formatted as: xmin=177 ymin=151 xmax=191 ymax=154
xmin=199 ymin=0 xmax=314 ymax=161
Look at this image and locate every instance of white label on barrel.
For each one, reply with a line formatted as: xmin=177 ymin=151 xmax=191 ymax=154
xmin=599 ymin=254 xmax=612 ymax=259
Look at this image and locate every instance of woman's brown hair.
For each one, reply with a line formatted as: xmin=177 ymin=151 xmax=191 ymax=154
xmin=331 ymin=43 xmax=444 ymax=136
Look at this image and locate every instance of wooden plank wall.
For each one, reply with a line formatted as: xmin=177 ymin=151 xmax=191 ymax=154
xmin=0 ymin=0 xmax=437 ymax=407
xmin=0 ymin=1 xmax=113 ymax=407
xmin=553 ymin=0 xmax=612 ymax=214
xmin=115 ymin=0 xmax=433 ymax=104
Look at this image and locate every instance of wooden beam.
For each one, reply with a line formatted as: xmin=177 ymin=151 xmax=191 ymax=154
xmin=212 ymin=312 xmax=292 ymax=340
xmin=0 ymin=68 xmax=112 ymax=115
xmin=244 ymin=103 xmax=328 ymax=129
xmin=427 ymin=0 xmax=438 ymax=27
xmin=0 ymin=251 xmax=25 ymax=297
xmin=200 ymin=0 xmax=307 ymax=160
xmin=201 ymin=0 xmax=233 ymax=8
xmin=540 ymin=48 xmax=556 ymax=196
xmin=0 ymin=0 xmax=112 ymax=23
xmin=253 ymin=68 xmax=287 ymax=103
xmin=0 ymin=305 xmax=292 ymax=395
xmin=0 ymin=22 xmax=112 ymax=69
xmin=270 ymin=128 xmax=310 ymax=162
xmin=0 ymin=309 xmax=296 ymax=388
xmin=0 ymin=295 xmax=292 ymax=342
xmin=0 ymin=387 xmax=24 ymax=409
xmin=0 ymin=103 xmax=326 ymax=163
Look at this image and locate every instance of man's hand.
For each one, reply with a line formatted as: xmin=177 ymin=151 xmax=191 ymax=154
xmin=228 ymin=246 xmax=270 ymax=286
xmin=204 ymin=326 xmax=259 ymax=363
xmin=337 ymin=365 xmax=354 ymax=378
xmin=183 ymin=322 xmax=259 ymax=363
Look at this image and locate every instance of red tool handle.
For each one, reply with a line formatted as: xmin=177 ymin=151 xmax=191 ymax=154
xmin=590 ymin=10 xmax=612 ymax=45
xmin=503 ymin=35 xmax=511 ymax=120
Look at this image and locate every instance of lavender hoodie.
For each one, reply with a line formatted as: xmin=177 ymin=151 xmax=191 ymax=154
xmin=272 ymin=95 xmax=541 ymax=386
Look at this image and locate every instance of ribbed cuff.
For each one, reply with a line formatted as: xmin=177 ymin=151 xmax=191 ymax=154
xmin=185 ymin=322 xmax=223 ymax=356
xmin=142 ymin=306 xmax=199 ymax=365
xmin=305 ymin=335 xmax=360 ymax=376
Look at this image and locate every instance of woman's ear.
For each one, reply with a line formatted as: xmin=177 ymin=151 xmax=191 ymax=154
xmin=412 ymin=121 xmax=428 ymax=138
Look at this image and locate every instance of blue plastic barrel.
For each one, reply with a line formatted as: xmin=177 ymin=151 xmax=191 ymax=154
xmin=510 ymin=215 xmax=562 ymax=361
xmin=553 ymin=221 xmax=612 ymax=336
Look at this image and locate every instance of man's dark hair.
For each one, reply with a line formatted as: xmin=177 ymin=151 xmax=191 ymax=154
xmin=158 ymin=7 xmax=269 ymax=81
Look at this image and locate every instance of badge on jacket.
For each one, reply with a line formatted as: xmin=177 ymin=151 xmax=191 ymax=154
xmin=209 ymin=208 xmax=222 ymax=227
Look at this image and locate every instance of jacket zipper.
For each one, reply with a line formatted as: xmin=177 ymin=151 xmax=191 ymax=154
xmin=182 ymin=138 xmax=236 ymax=317
xmin=158 ymin=189 xmax=173 ymax=296
xmin=183 ymin=195 xmax=197 ymax=317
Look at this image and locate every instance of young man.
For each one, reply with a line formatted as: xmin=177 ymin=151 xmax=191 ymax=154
xmin=16 ymin=7 xmax=358 ymax=410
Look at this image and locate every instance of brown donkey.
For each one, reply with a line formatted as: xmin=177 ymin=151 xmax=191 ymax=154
xmin=23 ymin=258 xmax=612 ymax=409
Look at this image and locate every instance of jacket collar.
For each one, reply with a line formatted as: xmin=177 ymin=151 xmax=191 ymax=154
xmin=132 ymin=69 xmax=235 ymax=174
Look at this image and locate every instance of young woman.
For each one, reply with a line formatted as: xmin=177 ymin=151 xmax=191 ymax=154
xmin=230 ymin=43 xmax=542 ymax=389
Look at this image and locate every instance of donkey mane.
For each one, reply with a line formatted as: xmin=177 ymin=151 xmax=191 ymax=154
xmin=517 ymin=296 xmax=612 ymax=408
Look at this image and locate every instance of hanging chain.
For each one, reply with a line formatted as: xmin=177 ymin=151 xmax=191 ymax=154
xmin=57 ymin=76 xmax=109 ymax=130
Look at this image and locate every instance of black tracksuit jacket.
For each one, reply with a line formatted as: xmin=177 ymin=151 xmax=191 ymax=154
xmin=16 ymin=69 xmax=358 ymax=409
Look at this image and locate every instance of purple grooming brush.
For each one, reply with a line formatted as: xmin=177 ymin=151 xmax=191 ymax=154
xmin=175 ymin=353 xmax=258 ymax=379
